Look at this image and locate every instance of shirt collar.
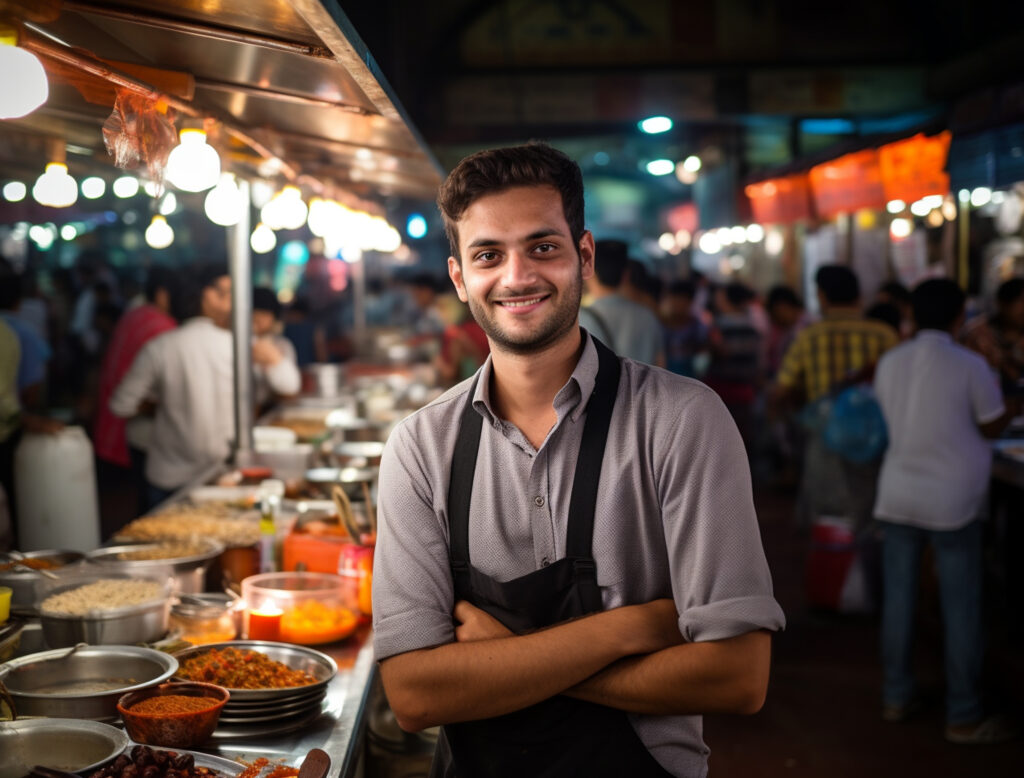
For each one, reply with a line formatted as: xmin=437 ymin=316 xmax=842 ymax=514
xmin=471 ymin=328 xmax=598 ymax=426
xmin=916 ymin=328 xmax=953 ymax=343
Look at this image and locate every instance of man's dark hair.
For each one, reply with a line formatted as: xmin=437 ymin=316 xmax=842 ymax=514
xmin=814 ymin=265 xmax=860 ymax=305
xmin=864 ymin=301 xmax=901 ymax=332
xmin=627 ymin=260 xmax=661 ymax=301
xmin=912 ymin=278 xmax=965 ymax=331
xmin=879 ymin=281 xmax=911 ymax=305
xmin=724 ymin=282 xmax=755 ymax=308
xmin=766 ymin=284 xmax=803 ymax=312
xmin=667 ymin=279 xmax=696 ymax=299
xmin=253 ymin=287 xmax=282 ymax=319
xmin=995 ymin=277 xmax=1024 ymax=307
xmin=0 ymin=270 xmax=21 ymax=310
xmin=592 ymin=239 xmax=629 ymax=288
xmin=177 ymin=262 xmax=229 ymax=320
xmin=437 ymin=142 xmax=585 ymax=261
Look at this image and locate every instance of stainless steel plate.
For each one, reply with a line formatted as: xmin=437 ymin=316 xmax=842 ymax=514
xmin=222 ymin=685 xmax=326 ymax=710
xmin=218 ymin=697 xmax=325 ymax=725
xmin=0 ymin=719 xmax=128 ymax=778
xmin=172 ymin=641 xmax=336 ymax=701
xmin=220 ymin=690 xmax=327 ymax=719
xmin=208 ymin=704 xmax=325 ymax=740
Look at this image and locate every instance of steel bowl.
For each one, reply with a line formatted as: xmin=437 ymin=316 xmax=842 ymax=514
xmin=0 ymin=550 xmax=85 ymax=612
xmin=331 ymin=440 xmax=385 ymax=468
xmin=84 ymin=539 xmax=224 ymax=595
xmin=0 ymin=645 xmax=178 ymax=721
xmin=36 ymin=574 xmax=173 ymax=648
xmin=0 ymin=718 xmax=129 ymax=778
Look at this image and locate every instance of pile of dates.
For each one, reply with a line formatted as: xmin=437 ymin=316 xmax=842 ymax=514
xmin=83 ymin=745 xmax=224 ymax=778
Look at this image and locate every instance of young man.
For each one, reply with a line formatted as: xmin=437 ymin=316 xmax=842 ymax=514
xmin=372 ymin=143 xmax=785 ymax=777
xmin=874 ymin=278 xmax=1017 ymax=744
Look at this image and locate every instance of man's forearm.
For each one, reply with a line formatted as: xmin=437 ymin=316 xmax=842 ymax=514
xmin=380 ymin=602 xmax=680 ymax=732
xmin=565 ymin=630 xmax=772 ymax=716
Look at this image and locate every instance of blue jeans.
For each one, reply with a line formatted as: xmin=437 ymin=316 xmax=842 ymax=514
xmin=880 ymin=520 xmax=984 ymax=726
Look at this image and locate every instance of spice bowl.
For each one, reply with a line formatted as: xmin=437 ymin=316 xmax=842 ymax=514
xmin=117 ymin=681 xmax=229 ymax=748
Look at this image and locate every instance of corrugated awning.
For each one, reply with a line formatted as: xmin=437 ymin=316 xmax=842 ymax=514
xmin=1 ymin=0 xmax=443 ymax=201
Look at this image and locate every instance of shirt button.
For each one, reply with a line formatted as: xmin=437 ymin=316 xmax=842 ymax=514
xmin=541 ymin=557 xmax=550 ymax=567
xmin=534 ymin=496 xmax=545 ymax=507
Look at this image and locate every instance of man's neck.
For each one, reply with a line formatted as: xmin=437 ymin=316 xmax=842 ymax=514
xmin=488 ymin=327 xmax=585 ymax=445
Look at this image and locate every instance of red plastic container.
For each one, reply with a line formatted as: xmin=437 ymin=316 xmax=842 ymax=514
xmin=805 ymin=517 xmax=856 ymax=610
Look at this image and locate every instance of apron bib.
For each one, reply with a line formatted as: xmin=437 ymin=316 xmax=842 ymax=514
xmin=432 ymin=339 xmax=672 ymax=778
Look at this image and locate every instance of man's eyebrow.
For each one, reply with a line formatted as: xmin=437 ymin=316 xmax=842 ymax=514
xmin=466 ymin=229 xmax=564 ymax=249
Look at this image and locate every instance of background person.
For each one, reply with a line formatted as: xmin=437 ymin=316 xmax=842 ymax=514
xmin=252 ymin=286 xmax=302 ymax=411
xmin=873 ymin=278 xmax=1018 ymax=744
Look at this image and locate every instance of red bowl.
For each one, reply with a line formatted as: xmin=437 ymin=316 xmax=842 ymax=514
xmin=117 ymin=681 xmax=229 ymax=748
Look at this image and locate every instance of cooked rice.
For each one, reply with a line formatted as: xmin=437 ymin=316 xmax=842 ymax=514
xmin=41 ymin=579 xmax=164 ymax=615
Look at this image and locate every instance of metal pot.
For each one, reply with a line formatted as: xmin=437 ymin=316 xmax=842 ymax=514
xmin=0 ymin=550 xmax=85 ymax=613
xmin=0 ymin=645 xmax=178 ymax=721
xmin=0 ymin=718 xmax=129 ymax=777
xmin=84 ymin=539 xmax=224 ymax=594
xmin=331 ymin=440 xmax=385 ymax=468
xmin=303 ymin=363 xmax=346 ymax=398
xmin=36 ymin=574 xmax=173 ymax=647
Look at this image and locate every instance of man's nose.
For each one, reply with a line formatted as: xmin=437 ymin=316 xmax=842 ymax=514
xmin=502 ymin=249 xmax=536 ymax=286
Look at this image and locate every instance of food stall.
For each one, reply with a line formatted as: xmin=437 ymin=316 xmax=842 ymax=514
xmin=0 ymin=1 xmax=444 ymax=775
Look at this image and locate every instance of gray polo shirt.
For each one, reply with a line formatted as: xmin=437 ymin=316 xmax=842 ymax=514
xmin=373 ymin=331 xmax=785 ymax=778
xmin=579 ymin=293 xmax=664 ymax=364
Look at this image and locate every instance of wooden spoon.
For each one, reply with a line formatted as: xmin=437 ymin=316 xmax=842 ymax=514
xmin=297 ymin=749 xmax=330 ymax=778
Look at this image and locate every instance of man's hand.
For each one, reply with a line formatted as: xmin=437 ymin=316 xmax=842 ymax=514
xmin=454 ymin=601 xmax=514 ymax=642
xmin=252 ymin=337 xmax=283 ymax=366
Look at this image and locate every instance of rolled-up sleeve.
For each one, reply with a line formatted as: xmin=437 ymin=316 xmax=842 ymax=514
xmin=658 ymin=387 xmax=786 ymax=642
xmin=372 ymin=409 xmax=461 ymax=661
xmin=110 ymin=340 xmax=159 ymax=419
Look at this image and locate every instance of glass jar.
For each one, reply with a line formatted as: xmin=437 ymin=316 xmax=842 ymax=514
xmin=170 ymin=597 xmax=237 ymax=645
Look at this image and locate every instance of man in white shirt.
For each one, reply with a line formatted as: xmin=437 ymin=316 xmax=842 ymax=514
xmin=111 ymin=266 xmax=235 ymax=506
xmin=873 ymin=278 xmax=1018 ymax=744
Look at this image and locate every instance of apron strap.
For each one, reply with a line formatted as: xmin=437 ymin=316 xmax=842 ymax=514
xmin=447 ymin=336 xmax=622 ymax=575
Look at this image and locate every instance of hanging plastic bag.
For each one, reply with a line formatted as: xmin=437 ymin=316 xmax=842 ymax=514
xmin=822 ymin=384 xmax=888 ymax=464
xmin=102 ymin=90 xmax=177 ymax=184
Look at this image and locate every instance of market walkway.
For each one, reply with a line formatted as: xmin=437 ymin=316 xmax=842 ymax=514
xmin=703 ymin=484 xmax=1024 ymax=777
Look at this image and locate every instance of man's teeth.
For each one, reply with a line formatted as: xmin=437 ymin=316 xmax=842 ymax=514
xmin=501 ymin=297 xmax=543 ymax=307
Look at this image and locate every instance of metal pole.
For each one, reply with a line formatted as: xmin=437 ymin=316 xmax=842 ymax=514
xmin=352 ymin=256 xmax=366 ymax=350
xmin=229 ymin=179 xmax=254 ymax=464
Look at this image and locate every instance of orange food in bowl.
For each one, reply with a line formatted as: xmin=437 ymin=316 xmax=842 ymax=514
xmin=279 ymin=599 xmax=358 ymax=645
xmin=117 ymin=681 xmax=229 ymax=748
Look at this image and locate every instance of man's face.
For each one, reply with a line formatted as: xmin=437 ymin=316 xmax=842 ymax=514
xmin=447 ymin=185 xmax=594 ymax=356
xmin=252 ymin=309 xmax=275 ymax=336
xmin=202 ymin=276 xmax=232 ymax=328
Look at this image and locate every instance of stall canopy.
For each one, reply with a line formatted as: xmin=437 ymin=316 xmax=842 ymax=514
xmin=0 ymin=0 xmax=444 ymax=201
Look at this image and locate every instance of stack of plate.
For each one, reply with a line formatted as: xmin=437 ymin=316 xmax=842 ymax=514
xmin=172 ymin=641 xmax=337 ymax=738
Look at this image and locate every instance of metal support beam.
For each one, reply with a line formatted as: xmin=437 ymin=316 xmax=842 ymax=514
xmin=228 ymin=179 xmax=254 ymax=464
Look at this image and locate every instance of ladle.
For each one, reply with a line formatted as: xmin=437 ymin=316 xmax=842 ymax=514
xmin=331 ymin=485 xmax=364 ymax=544
xmin=3 ymin=551 xmax=59 ymax=580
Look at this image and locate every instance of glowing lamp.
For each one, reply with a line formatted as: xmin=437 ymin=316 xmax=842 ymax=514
xmin=745 ymin=224 xmax=764 ymax=243
xmin=261 ymin=185 xmax=308 ymax=230
xmin=250 ymin=222 xmax=276 ymax=254
xmin=0 ymin=26 xmax=48 ymax=119
xmin=2 ymin=181 xmax=26 ymax=202
xmin=204 ymin=174 xmax=247 ymax=226
xmin=32 ymin=163 xmax=77 ymax=208
xmin=113 ymin=176 xmax=140 ymax=198
xmin=81 ymin=176 xmax=105 ymax=199
xmin=144 ymin=214 xmax=174 ymax=249
xmin=165 ymin=128 xmax=221 ymax=192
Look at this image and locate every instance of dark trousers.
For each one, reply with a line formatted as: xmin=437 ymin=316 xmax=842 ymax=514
xmin=0 ymin=427 xmax=23 ymax=549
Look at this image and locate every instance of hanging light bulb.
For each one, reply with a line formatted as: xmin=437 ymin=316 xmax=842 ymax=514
xmin=2 ymin=181 xmax=26 ymax=202
xmin=165 ymin=128 xmax=221 ymax=192
xmin=112 ymin=176 xmax=139 ymax=198
xmin=0 ymin=25 xmax=49 ymax=119
xmin=32 ymin=162 xmax=77 ymax=208
xmin=158 ymin=191 xmax=178 ymax=216
xmin=261 ymin=185 xmax=308 ymax=230
xmin=204 ymin=173 xmax=246 ymax=226
xmin=144 ymin=214 xmax=174 ymax=249
xmin=80 ymin=176 xmax=105 ymax=199
xmin=250 ymin=222 xmax=277 ymax=254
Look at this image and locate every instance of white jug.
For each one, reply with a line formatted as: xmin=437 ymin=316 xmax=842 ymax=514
xmin=14 ymin=426 xmax=100 ymax=552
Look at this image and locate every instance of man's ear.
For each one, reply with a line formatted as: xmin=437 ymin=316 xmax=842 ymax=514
xmin=448 ymin=256 xmax=469 ymax=303
xmin=579 ymin=231 xmax=595 ymax=281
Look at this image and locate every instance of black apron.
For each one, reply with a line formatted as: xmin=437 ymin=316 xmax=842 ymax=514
xmin=433 ymin=338 xmax=672 ymax=778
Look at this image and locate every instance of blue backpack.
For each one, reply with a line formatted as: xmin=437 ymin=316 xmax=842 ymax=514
xmin=822 ymin=384 xmax=888 ymax=464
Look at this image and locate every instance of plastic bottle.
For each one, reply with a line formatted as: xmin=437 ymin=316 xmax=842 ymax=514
xmin=258 ymin=478 xmax=285 ymax=573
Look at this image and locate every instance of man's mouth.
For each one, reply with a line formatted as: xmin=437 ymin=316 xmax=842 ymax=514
xmin=496 ymin=295 xmax=547 ymax=308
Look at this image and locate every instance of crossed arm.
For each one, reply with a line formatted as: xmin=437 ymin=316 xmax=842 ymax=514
xmin=379 ymin=599 xmax=771 ymax=732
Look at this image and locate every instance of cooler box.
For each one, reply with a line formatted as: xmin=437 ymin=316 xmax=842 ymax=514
xmin=806 ymin=517 xmax=856 ymax=610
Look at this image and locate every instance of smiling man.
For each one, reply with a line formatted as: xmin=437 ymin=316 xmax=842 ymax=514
xmin=372 ymin=143 xmax=785 ymax=778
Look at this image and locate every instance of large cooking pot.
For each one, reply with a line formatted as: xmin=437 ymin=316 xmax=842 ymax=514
xmin=84 ymin=538 xmax=224 ymax=594
xmin=0 ymin=550 xmax=85 ymax=612
xmin=0 ymin=645 xmax=178 ymax=721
